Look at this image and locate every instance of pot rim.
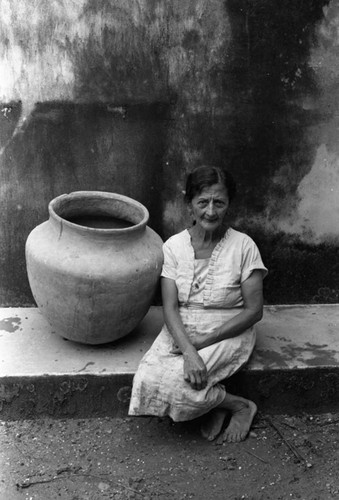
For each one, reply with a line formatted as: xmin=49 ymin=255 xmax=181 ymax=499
xmin=48 ymin=191 xmax=149 ymax=234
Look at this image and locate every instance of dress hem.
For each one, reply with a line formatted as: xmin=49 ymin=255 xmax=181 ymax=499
xmin=128 ymin=384 xmax=226 ymax=422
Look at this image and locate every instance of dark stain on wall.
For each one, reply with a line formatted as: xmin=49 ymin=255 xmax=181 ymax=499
xmin=168 ymin=0 xmax=329 ymax=212
xmin=0 ymin=102 xmax=22 ymax=150
xmin=71 ymin=3 xmax=168 ymax=104
xmin=246 ymin=228 xmax=339 ymax=305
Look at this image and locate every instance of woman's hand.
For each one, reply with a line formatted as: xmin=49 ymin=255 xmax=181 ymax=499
xmin=183 ymin=349 xmax=208 ymax=391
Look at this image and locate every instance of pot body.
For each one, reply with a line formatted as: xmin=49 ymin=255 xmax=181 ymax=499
xmin=25 ymin=191 xmax=163 ymax=344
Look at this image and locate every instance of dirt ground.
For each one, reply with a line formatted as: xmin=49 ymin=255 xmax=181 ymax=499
xmin=0 ymin=412 xmax=339 ymax=500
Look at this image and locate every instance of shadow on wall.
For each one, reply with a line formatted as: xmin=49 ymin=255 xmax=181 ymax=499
xmin=0 ymin=100 xmax=170 ymax=306
xmin=222 ymin=0 xmax=339 ymax=304
xmin=218 ymin=0 xmax=331 ymax=225
xmin=223 ymin=0 xmax=339 ymax=246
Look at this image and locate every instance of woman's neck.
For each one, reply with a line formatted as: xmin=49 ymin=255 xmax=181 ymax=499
xmin=188 ymin=224 xmax=228 ymax=258
xmin=189 ymin=224 xmax=228 ymax=245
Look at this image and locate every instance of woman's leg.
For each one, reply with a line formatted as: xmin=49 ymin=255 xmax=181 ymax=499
xmin=215 ymin=392 xmax=257 ymax=443
xmin=201 ymin=392 xmax=257 ymax=442
xmin=200 ymin=408 xmax=229 ymax=441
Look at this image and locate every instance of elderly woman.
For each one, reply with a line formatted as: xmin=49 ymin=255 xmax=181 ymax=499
xmin=129 ymin=165 xmax=267 ymax=443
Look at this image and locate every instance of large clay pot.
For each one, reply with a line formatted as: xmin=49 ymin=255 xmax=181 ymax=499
xmin=25 ymin=191 xmax=163 ymax=344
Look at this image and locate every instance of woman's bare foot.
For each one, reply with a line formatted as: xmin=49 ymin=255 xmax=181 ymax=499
xmin=218 ymin=400 xmax=257 ymax=443
xmin=201 ymin=409 xmax=228 ymax=441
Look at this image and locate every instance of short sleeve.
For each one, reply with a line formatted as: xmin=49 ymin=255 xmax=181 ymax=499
xmin=161 ymin=241 xmax=177 ymax=280
xmin=241 ymin=237 xmax=268 ymax=283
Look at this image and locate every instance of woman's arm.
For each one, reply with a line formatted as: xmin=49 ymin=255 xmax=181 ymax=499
xmin=193 ymin=270 xmax=264 ymax=350
xmin=161 ymin=277 xmax=207 ymax=390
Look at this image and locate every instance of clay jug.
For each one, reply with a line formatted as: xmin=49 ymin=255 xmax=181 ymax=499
xmin=25 ymin=191 xmax=163 ymax=344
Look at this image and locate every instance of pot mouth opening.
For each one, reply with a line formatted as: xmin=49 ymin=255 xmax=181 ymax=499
xmin=49 ymin=191 xmax=149 ymax=233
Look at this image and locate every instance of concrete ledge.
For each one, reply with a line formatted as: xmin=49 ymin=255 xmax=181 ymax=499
xmin=0 ymin=305 xmax=338 ymax=419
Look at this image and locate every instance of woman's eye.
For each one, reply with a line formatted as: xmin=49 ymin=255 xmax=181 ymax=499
xmin=198 ymin=201 xmax=208 ymax=207
xmin=215 ymin=201 xmax=226 ymax=207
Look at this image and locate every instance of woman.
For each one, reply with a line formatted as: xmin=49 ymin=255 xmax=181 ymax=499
xmin=129 ymin=165 xmax=267 ymax=443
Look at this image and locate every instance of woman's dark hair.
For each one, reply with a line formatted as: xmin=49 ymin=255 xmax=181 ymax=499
xmin=184 ymin=165 xmax=237 ymax=204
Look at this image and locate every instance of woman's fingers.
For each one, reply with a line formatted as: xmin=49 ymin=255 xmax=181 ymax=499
xmin=191 ymin=372 xmax=200 ymax=390
xmin=184 ymin=369 xmax=204 ymax=389
xmin=183 ymin=352 xmax=208 ymax=390
xmin=189 ymin=370 xmax=207 ymax=390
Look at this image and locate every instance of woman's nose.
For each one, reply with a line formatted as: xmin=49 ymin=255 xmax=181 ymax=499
xmin=206 ymin=201 xmax=216 ymax=215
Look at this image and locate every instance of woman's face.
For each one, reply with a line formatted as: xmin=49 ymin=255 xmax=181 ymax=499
xmin=189 ymin=183 xmax=229 ymax=232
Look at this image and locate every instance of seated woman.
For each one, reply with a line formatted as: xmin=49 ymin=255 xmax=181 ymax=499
xmin=129 ymin=165 xmax=267 ymax=443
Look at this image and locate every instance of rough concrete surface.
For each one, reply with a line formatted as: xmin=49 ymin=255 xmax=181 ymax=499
xmin=1 ymin=412 xmax=339 ymax=500
xmin=1 ymin=305 xmax=338 ymax=377
xmin=1 ymin=305 xmax=339 ymax=419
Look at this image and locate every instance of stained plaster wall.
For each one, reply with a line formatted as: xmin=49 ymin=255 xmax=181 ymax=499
xmin=0 ymin=0 xmax=338 ymax=306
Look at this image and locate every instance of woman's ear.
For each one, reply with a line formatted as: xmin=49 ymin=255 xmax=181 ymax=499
xmin=187 ymin=203 xmax=196 ymax=225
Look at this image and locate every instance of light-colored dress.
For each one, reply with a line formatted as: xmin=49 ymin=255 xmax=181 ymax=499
xmin=128 ymin=228 xmax=267 ymax=422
